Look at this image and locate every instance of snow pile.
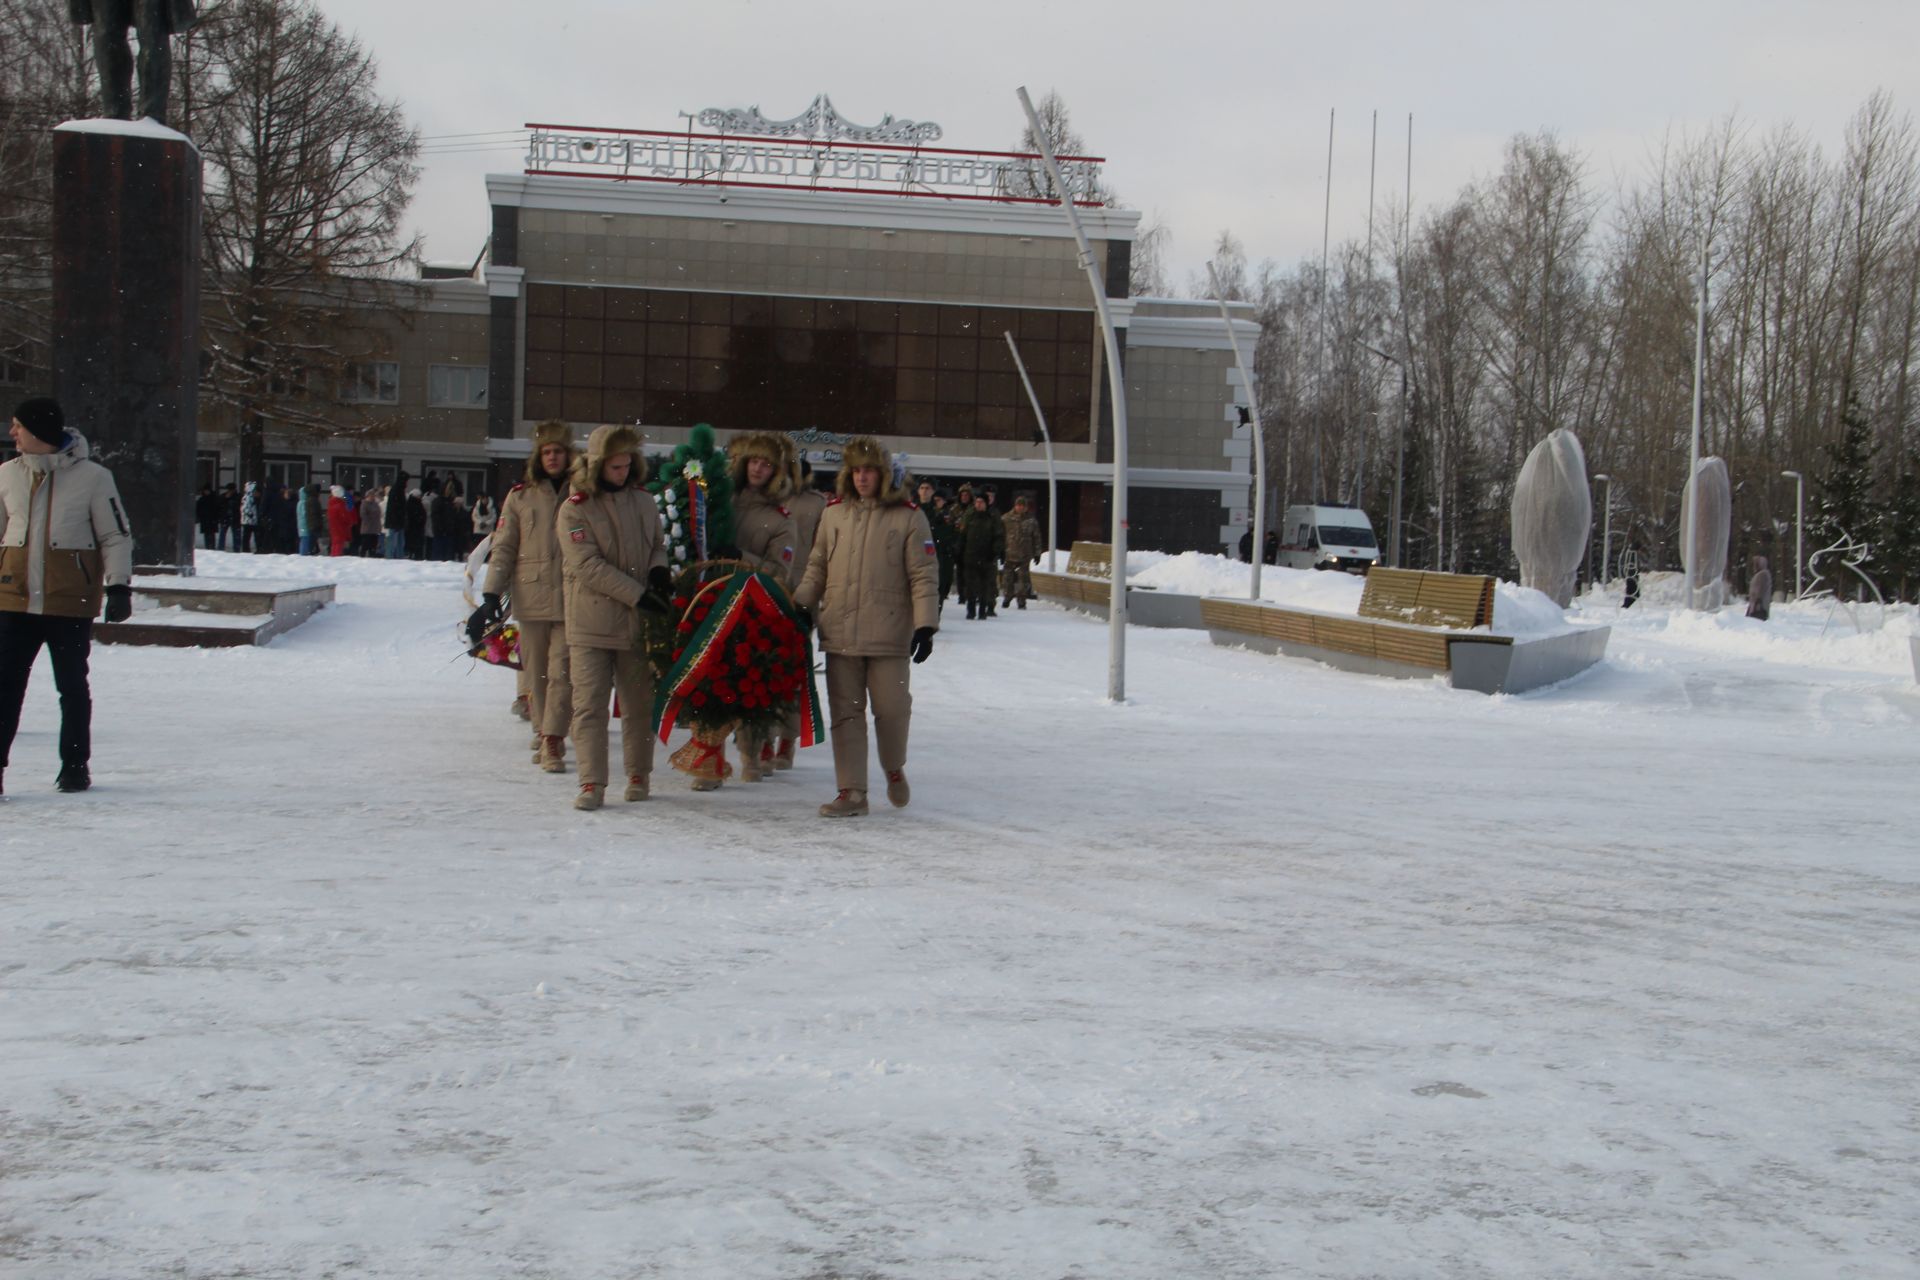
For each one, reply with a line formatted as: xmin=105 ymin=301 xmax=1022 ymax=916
xmin=1124 ymin=550 xmax=1363 ymax=614
xmin=1491 ymin=582 xmax=1579 ymax=637
xmin=1582 ymin=593 xmax=1920 ymax=675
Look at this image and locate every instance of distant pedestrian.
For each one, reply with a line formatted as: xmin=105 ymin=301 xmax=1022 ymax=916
xmin=383 ymin=471 xmax=408 ymax=558
xmin=1746 ymin=555 xmax=1772 ymax=621
xmin=357 ymin=485 xmax=383 ymax=554
xmin=239 ymin=480 xmax=260 ymax=553
xmin=326 ymin=485 xmax=354 ymax=556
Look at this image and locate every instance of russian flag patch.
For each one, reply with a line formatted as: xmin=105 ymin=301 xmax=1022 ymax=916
xmin=923 ymin=540 xmax=936 ymax=555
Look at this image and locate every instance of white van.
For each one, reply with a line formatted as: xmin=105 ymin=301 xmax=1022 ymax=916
xmin=1276 ymin=504 xmax=1381 ymax=573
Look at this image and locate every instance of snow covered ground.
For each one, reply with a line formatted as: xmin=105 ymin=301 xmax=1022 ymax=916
xmin=3 ymin=551 xmax=1917 ymax=1279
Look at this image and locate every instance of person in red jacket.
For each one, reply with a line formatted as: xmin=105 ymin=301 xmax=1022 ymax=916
xmin=326 ymin=485 xmax=355 ymax=556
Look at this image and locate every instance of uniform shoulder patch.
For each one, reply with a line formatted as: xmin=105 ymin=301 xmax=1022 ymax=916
xmin=569 ymin=527 xmax=587 ymax=542
xmin=777 ymin=504 xmax=790 ymax=517
xmin=567 ymin=492 xmax=588 ymax=504
xmin=826 ymin=496 xmax=844 ymax=507
xmin=509 ymin=482 xmax=526 ymax=493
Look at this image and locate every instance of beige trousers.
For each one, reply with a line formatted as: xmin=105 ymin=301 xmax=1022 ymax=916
xmin=823 ymin=653 xmax=912 ymax=793
xmin=569 ymin=645 xmax=655 ymax=787
xmin=518 ymin=618 xmax=574 ymax=738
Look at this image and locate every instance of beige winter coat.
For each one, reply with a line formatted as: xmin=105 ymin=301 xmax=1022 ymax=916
xmin=558 ymin=425 xmax=666 ymax=651
xmin=786 ymin=487 xmax=827 ymax=591
xmin=0 ymin=432 xmax=134 ymax=619
xmin=485 ymin=476 xmax=570 ymax=623
xmin=732 ymin=487 xmax=798 ymax=582
xmin=794 ymin=497 xmax=939 ymax=657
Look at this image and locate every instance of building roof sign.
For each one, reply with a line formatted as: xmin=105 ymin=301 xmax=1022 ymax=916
xmin=696 ymin=94 xmax=943 ymax=146
xmin=524 ymin=99 xmax=1105 ymax=207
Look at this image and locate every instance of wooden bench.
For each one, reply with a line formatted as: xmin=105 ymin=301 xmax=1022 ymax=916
xmin=1356 ymin=566 xmax=1495 ymax=630
xmin=1033 ymin=541 xmax=1116 ymax=609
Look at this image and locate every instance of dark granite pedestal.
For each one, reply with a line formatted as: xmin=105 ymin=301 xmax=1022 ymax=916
xmin=50 ymin=120 xmax=202 ymax=575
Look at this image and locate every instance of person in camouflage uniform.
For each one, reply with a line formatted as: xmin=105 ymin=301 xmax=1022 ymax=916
xmin=958 ymin=490 xmax=1005 ymax=619
xmin=999 ymin=492 xmax=1041 ymax=609
xmin=917 ymin=479 xmax=957 ymax=613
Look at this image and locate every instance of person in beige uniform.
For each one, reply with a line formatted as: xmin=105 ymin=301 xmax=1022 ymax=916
xmin=773 ymin=454 xmax=827 ymax=770
xmin=0 ymin=398 xmax=134 ymax=797
xmin=793 ymin=437 xmax=938 ymax=818
xmin=472 ymin=420 xmax=576 ymax=772
xmin=559 ymin=424 xmax=671 ymax=811
xmin=725 ymin=431 xmax=799 ymax=782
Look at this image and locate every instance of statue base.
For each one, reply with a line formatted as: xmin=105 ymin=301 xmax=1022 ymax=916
xmin=50 ymin=119 xmax=203 ymax=575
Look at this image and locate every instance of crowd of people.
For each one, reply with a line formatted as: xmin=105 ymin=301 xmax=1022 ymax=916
xmin=918 ymin=479 xmax=1044 ymax=619
xmin=468 ymin=424 xmax=946 ymax=817
xmin=195 ymin=474 xmax=492 ymax=560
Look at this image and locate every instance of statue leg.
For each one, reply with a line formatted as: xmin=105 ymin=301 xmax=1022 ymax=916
xmin=134 ymin=2 xmax=172 ymax=124
xmin=91 ymin=10 xmax=135 ymax=120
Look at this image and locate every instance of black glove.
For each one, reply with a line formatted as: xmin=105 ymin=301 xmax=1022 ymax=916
xmin=638 ymin=566 xmax=674 ymax=616
xmin=795 ymin=606 xmax=814 ymax=633
xmin=102 ymin=583 xmax=132 ymax=624
xmin=909 ymin=626 xmax=934 ymax=664
xmin=465 ymin=592 xmax=502 ymax=644
xmin=714 ymin=544 xmax=742 ymax=562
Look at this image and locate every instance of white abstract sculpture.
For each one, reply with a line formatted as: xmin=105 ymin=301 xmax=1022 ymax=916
xmin=1510 ymin=428 xmax=1592 ymax=607
xmin=1680 ymin=456 xmax=1732 ymax=609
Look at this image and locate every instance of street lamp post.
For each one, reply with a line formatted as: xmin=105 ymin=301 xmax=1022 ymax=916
xmin=1781 ymin=469 xmax=1804 ymax=600
xmin=1358 ymin=341 xmax=1406 ymax=568
xmin=1004 ymin=331 xmax=1059 ymax=573
xmin=1207 ymin=265 xmax=1266 ymax=599
xmin=1593 ymin=473 xmax=1611 ymax=590
xmin=1017 ymin=85 xmax=1129 ymax=703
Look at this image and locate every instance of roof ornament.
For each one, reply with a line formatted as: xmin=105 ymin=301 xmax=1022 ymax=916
xmin=695 ymin=94 xmax=943 ymax=146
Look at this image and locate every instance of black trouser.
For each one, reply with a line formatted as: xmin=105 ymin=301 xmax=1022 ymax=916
xmin=0 ymin=612 xmax=94 ymax=772
xmin=89 ymin=0 xmax=173 ymax=122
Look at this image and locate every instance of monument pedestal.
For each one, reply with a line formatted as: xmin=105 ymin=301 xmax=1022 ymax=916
xmin=50 ymin=120 xmax=202 ymax=575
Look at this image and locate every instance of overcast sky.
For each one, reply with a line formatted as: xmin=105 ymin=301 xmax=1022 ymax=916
xmin=317 ymin=0 xmax=1919 ymax=288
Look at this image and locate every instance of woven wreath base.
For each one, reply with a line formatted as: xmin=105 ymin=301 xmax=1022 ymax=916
xmin=669 ymin=723 xmax=735 ymax=781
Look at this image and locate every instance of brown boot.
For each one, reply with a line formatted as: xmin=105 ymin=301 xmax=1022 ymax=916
xmin=885 ymin=769 xmax=910 ymax=808
xmin=541 ymin=735 xmax=566 ymax=773
xmin=624 ymin=774 xmax=650 ymax=802
xmin=774 ymin=738 xmax=796 ymax=771
xmin=819 ymin=788 xmax=869 ymax=818
xmin=511 ymin=693 xmax=531 ymax=721
xmin=739 ymin=743 xmax=764 ymax=782
xmin=530 ymin=732 xmax=543 ymax=764
xmin=573 ymin=782 xmax=603 ymax=811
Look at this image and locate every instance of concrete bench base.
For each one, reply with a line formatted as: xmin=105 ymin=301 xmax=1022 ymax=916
xmin=1910 ymin=635 xmax=1919 ymax=684
xmin=97 ymin=578 xmax=335 ymax=649
xmin=1447 ymin=628 xmax=1612 ymax=695
xmin=1033 ymin=572 xmax=1204 ymax=630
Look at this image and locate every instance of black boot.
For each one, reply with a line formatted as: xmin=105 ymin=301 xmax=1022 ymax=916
xmin=56 ymin=765 xmax=90 ymax=793
xmin=1017 ymin=597 xmax=1026 ymax=609
xmin=966 ymin=601 xmax=976 ymax=620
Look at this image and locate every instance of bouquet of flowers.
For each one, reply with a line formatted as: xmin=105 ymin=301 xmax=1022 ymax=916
xmin=650 ymin=562 xmax=821 ymax=784
xmin=466 ymin=619 xmax=521 ymax=670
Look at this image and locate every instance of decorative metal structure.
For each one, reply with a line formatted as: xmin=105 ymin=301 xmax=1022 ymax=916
xmin=696 ymin=95 xmax=944 ymax=146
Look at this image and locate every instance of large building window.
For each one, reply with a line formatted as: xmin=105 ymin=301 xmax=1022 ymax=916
xmin=343 ymin=361 xmax=400 ymax=405
xmin=1 ymin=345 xmax=29 ymax=387
xmin=521 ymin=284 xmax=1095 ymax=443
xmin=429 ymin=363 xmax=488 ymax=409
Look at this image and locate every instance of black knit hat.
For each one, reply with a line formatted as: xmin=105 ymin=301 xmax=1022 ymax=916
xmin=12 ymin=397 xmax=65 ymax=448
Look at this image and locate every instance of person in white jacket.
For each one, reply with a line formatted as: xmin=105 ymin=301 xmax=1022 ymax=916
xmin=0 ymin=398 xmax=134 ymax=796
